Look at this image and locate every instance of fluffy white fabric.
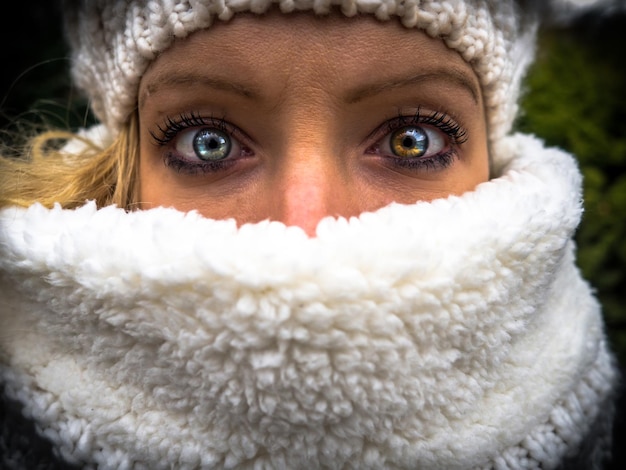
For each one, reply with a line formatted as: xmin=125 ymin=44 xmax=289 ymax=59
xmin=0 ymin=133 xmax=616 ymax=469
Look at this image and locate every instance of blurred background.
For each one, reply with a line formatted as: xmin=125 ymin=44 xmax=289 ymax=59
xmin=514 ymin=4 xmax=626 ymax=463
xmin=1 ymin=0 xmax=624 ymax=466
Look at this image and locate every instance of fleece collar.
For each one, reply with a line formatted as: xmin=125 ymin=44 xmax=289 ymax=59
xmin=0 ymin=133 xmax=617 ymax=469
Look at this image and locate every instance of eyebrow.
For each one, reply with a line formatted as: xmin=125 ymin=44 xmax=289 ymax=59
xmin=139 ymin=72 xmax=260 ymax=108
xmin=344 ymin=69 xmax=480 ymax=104
xmin=140 ymin=68 xmax=479 ymax=108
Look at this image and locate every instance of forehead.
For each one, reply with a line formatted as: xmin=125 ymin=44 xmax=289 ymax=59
xmin=140 ymin=9 xmax=478 ymax=101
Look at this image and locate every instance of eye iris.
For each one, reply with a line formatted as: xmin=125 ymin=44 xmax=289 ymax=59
xmin=391 ymin=126 xmax=428 ymax=158
xmin=193 ymin=128 xmax=231 ymax=161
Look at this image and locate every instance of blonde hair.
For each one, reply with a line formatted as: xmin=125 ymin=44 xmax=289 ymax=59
xmin=0 ymin=114 xmax=140 ymax=210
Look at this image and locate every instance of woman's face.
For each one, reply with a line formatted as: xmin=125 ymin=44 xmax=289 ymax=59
xmin=138 ymin=10 xmax=489 ymax=235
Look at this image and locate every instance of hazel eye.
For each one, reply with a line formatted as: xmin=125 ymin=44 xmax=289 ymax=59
xmin=176 ymin=127 xmax=240 ymax=162
xmin=381 ymin=125 xmax=446 ymax=159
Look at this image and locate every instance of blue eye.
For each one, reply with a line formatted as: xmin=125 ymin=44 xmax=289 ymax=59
xmin=192 ymin=128 xmax=231 ymax=161
xmin=174 ymin=126 xmax=241 ymax=163
xmin=151 ymin=113 xmax=255 ymax=175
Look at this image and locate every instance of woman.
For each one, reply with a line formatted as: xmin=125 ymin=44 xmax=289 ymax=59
xmin=0 ymin=0 xmax=618 ymax=468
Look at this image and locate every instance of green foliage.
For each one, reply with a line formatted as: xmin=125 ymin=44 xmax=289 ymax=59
xmin=516 ymin=13 xmax=626 ymax=366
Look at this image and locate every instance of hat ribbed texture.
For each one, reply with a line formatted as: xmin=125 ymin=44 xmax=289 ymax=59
xmin=65 ymin=0 xmax=538 ymax=144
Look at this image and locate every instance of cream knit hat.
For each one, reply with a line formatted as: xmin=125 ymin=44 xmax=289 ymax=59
xmin=63 ymin=0 xmax=541 ymax=144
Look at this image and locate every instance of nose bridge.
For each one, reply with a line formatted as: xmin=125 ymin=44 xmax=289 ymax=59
xmin=270 ymin=137 xmax=342 ymax=236
xmin=265 ymin=84 xmax=356 ymax=236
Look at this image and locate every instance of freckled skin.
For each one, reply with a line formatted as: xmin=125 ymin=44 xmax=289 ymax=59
xmin=138 ymin=10 xmax=489 ymax=236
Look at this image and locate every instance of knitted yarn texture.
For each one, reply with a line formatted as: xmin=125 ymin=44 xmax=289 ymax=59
xmin=63 ymin=0 xmax=539 ymax=145
xmin=0 ymin=133 xmax=617 ymax=469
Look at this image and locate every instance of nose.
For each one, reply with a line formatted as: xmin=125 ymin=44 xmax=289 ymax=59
xmin=266 ymin=147 xmax=359 ymax=237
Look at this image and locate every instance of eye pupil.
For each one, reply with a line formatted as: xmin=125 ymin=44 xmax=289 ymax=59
xmin=193 ymin=128 xmax=231 ymax=161
xmin=391 ymin=126 xmax=428 ymax=158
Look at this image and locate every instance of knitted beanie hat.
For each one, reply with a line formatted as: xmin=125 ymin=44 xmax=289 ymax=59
xmin=63 ymin=0 xmax=541 ymax=145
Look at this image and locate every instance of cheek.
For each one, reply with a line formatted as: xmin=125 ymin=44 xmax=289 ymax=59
xmin=362 ymin=127 xmax=489 ymax=201
xmin=138 ymin=141 xmax=168 ymax=208
xmin=459 ymin=133 xmax=490 ymax=188
xmin=138 ymin=140 xmax=261 ymax=219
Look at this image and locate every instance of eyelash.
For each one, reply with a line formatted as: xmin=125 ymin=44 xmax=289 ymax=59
xmin=367 ymin=108 xmax=468 ymax=172
xmin=150 ymin=112 xmax=245 ymax=175
xmin=150 ymin=108 xmax=468 ymax=175
xmin=399 ymin=108 xmax=468 ymax=144
xmin=151 ymin=112 xmax=229 ymax=145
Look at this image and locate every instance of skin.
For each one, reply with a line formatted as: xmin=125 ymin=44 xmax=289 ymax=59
xmin=138 ymin=9 xmax=489 ymax=236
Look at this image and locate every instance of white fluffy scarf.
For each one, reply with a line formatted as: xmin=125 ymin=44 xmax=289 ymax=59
xmin=0 ymin=133 xmax=617 ymax=469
